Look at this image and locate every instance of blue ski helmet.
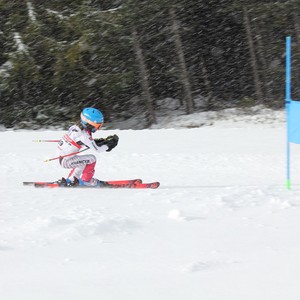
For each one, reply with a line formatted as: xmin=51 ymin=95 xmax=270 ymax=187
xmin=80 ymin=107 xmax=104 ymax=132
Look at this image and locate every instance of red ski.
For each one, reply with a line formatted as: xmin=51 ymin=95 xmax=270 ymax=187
xmin=23 ymin=179 xmax=160 ymax=189
xmin=23 ymin=179 xmax=141 ymax=186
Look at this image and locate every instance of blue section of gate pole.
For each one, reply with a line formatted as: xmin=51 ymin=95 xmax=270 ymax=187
xmin=286 ymin=36 xmax=291 ymax=189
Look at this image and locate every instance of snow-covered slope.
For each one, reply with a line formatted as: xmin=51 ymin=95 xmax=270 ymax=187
xmin=1 ymin=111 xmax=300 ymax=300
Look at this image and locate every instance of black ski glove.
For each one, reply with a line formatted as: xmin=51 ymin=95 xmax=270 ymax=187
xmin=105 ymin=134 xmax=119 ymax=151
xmin=95 ymin=135 xmax=119 ymax=152
xmin=94 ymin=138 xmax=106 ymax=147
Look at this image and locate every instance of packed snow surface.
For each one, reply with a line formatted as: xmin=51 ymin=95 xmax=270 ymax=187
xmin=1 ymin=111 xmax=300 ymax=300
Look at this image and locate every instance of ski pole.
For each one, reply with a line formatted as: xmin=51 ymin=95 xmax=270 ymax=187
xmin=33 ymin=139 xmax=60 ymax=142
xmin=44 ymin=148 xmax=89 ymax=162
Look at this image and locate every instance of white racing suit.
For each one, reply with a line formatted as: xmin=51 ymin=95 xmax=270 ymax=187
xmin=57 ymin=125 xmax=108 ymax=182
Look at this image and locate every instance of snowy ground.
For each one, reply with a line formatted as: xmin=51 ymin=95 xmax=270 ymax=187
xmin=2 ymin=110 xmax=300 ymax=300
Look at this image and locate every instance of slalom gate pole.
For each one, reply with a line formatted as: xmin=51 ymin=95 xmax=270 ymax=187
xmin=44 ymin=148 xmax=89 ymax=162
xmin=286 ymin=36 xmax=291 ymax=190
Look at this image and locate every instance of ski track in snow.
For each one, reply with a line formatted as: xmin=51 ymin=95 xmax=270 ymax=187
xmin=1 ymin=126 xmax=300 ymax=299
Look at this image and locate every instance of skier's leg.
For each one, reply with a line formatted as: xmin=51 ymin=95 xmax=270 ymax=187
xmin=67 ymin=168 xmax=76 ymax=179
xmin=60 ymin=155 xmax=97 ymax=181
xmin=81 ymin=161 xmax=96 ymax=182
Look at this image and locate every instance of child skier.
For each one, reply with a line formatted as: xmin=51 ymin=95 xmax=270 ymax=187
xmin=57 ymin=107 xmax=119 ymax=186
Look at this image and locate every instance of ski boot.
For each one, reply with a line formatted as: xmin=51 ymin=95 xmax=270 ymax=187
xmin=57 ymin=177 xmax=80 ymax=187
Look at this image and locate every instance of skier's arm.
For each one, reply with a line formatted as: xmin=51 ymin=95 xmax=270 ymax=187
xmin=73 ymin=129 xmax=109 ymax=153
xmin=83 ymin=137 xmax=109 ymax=152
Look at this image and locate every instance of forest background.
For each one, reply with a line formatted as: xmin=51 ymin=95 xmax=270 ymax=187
xmin=0 ymin=0 xmax=298 ymax=129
